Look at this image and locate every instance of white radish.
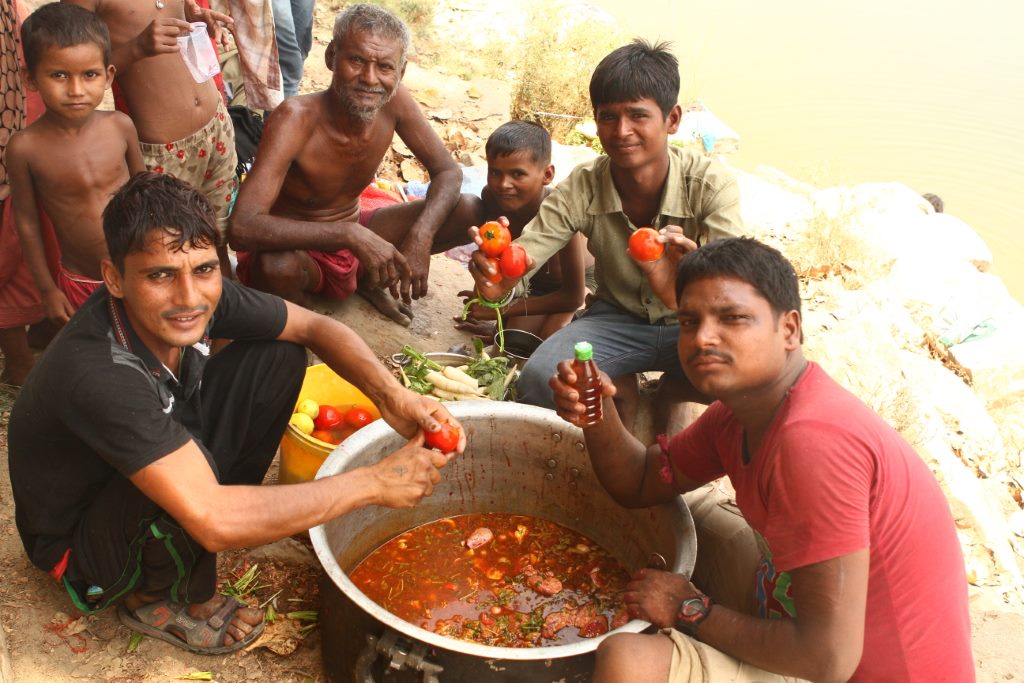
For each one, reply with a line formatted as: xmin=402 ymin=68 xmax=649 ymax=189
xmin=432 ymin=387 xmax=490 ymax=401
xmin=442 ymin=365 xmax=479 ymax=389
xmin=425 ymin=370 xmax=479 ymax=395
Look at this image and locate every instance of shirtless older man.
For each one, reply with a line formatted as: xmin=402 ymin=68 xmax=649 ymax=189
xmin=228 ymin=3 xmax=476 ymax=325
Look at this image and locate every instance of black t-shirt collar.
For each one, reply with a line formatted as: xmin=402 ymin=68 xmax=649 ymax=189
xmin=106 ymin=294 xmax=210 ymax=398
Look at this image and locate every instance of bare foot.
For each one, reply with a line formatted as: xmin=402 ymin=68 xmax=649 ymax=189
xmin=358 ymin=287 xmax=413 ymax=326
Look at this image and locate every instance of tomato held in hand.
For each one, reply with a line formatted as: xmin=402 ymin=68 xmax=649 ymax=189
xmin=314 ymin=404 xmax=343 ymax=430
xmin=424 ymin=421 xmax=461 ymax=454
xmin=345 ymin=406 xmax=374 ymax=430
xmin=483 ymin=256 xmax=503 ymax=284
xmin=627 ymin=227 xmax=665 ymax=262
xmin=479 ymin=221 xmax=512 ymax=257
xmin=499 ymin=243 xmax=528 ymax=278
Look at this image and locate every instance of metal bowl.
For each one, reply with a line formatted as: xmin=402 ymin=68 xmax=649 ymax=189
xmin=312 ymin=401 xmax=696 ymax=681
xmin=390 ymin=351 xmax=474 ymax=367
xmin=493 ymin=328 xmax=544 ymax=364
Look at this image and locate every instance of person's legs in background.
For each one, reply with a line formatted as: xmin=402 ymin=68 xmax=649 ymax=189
xmin=0 ymin=326 xmax=34 ymax=386
xmin=271 ymin=0 xmax=315 ymax=99
xmin=292 ymin=0 xmax=314 ymax=64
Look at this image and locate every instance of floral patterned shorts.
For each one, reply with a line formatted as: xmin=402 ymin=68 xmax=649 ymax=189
xmin=139 ymin=99 xmax=238 ymax=238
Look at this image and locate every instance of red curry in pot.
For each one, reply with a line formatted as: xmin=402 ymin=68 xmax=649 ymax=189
xmin=348 ymin=513 xmax=633 ymax=648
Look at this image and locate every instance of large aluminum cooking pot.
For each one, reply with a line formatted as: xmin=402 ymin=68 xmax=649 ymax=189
xmin=311 ymin=402 xmax=696 ymax=682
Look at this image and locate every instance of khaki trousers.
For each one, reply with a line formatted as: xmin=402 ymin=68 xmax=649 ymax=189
xmin=666 ymin=630 xmax=811 ymax=683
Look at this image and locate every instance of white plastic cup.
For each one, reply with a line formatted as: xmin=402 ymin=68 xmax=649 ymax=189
xmin=177 ymin=22 xmax=220 ymax=83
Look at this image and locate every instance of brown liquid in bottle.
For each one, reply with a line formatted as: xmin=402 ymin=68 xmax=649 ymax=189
xmin=571 ymin=341 xmax=603 ymax=427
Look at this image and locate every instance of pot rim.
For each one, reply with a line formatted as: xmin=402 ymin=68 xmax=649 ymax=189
xmin=311 ymin=401 xmax=684 ymax=660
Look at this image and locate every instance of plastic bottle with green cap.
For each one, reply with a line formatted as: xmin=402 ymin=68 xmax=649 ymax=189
xmin=571 ymin=341 xmax=603 ymax=427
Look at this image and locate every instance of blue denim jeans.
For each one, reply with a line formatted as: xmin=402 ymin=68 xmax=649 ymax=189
xmin=272 ymin=0 xmax=315 ymax=98
xmin=516 ymin=300 xmax=686 ymax=409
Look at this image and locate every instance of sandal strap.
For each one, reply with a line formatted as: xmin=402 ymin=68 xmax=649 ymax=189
xmin=130 ymin=598 xmax=242 ymax=649
xmin=207 ymin=596 xmax=242 ymax=630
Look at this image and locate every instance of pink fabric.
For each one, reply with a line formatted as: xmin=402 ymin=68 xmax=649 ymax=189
xmin=666 ymin=362 xmax=974 ymax=682
xmin=236 ymin=247 xmax=360 ymax=301
xmin=0 ymin=1 xmax=56 ymax=329
xmin=57 ymin=263 xmax=102 ymax=310
xmin=0 ymin=200 xmax=44 ymax=327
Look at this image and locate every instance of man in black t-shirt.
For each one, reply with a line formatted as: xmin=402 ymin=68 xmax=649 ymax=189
xmin=9 ymin=173 xmax=464 ymax=655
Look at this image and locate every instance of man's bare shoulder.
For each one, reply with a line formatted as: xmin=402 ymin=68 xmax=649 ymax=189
xmin=262 ymin=93 xmax=330 ymax=144
xmin=387 ymin=84 xmax=428 ymax=123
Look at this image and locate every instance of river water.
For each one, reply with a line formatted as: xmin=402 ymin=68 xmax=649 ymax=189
xmin=592 ymin=0 xmax=1024 ymax=301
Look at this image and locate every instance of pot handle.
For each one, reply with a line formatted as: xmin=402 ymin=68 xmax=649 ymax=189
xmin=356 ymin=629 xmax=444 ymax=683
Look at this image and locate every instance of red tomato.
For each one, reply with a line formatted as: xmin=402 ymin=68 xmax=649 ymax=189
xmin=424 ymin=421 xmax=460 ymax=454
xmin=479 ymin=221 xmax=512 ymax=257
xmin=345 ymin=406 xmax=374 ymax=429
xmin=627 ymin=227 xmax=665 ymax=262
xmin=311 ymin=429 xmax=339 ymax=445
xmin=483 ymin=256 xmax=503 ymax=284
xmin=499 ymin=243 xmax=528 ymax=278
xmin=314 ymin=404 xmax=343 ymax=430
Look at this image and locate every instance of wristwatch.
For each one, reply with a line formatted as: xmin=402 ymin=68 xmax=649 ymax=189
xmin=675 ymin=594 xmax=713 ymax=636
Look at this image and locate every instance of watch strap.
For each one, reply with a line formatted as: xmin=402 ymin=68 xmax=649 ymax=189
xmin=674 ymin=594 xmax=713 ymax=637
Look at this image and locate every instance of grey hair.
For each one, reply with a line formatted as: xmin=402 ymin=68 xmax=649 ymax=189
xmin=333 ymin=4 xmax=411 ymax=64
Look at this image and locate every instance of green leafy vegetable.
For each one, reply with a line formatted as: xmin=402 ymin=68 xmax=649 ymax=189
xmin=398 ymin=345 xmax=516 ymax=400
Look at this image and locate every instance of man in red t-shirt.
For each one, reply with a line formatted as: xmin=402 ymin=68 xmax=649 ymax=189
xmin=549 ymin=236 xmax=973 ymax=682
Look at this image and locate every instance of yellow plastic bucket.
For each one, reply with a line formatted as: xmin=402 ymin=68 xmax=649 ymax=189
xmin=279 ymin=363 xmax=381 ymax=484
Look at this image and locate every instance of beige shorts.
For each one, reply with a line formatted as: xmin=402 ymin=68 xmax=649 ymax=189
xmin=666 ymin=629 xmax=811 ymax=683
xmin=139 ymin=99 xmax=238 ymax=238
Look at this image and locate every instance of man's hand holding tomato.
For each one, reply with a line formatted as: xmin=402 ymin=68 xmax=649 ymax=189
xmin=629 ymin=225 xmax=699 ymax=311
xmin=369 ymin=431 xmax=453 ymax=508
xmin=466 ymin=217 xmax=535 ymax=303
xmin=376 ymin=387 xmax=467 ymax=457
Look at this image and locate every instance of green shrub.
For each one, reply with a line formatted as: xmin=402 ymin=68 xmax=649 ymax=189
xmin=509 ymin=4 xmax=623 ymax=141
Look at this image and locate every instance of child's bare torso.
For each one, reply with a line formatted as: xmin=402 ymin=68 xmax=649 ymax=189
xmin=87 ymin=0 xmax=219 ymax=142
xmin=20 ymin=112 xmax=133 ymax=278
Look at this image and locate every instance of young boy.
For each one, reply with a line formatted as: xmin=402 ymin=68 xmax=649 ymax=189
xmin=467 ymin=41 xmax=743 ymax=431
xmin=457 ymin=121 xmax=591 ymax=340
xmin=65 ymin=0 xmax=237 ymax=275
xmin=7 ymin=2 xmax=144 ymax=324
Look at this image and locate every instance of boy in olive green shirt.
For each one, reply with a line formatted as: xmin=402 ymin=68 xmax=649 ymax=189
xmin=469 ymin=40 xmax=742 ymax=429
